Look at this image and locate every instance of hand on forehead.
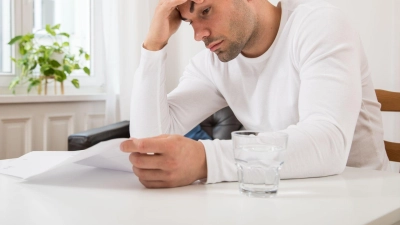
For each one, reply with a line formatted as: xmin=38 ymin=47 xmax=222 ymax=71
xmin=178 ymin=0 xmax=205 ymax=12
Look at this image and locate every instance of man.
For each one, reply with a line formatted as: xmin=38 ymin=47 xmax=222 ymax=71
xmin=120 ymin=0 xmax=390 ymax=188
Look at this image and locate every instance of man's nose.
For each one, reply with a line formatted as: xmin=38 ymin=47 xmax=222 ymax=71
xmin=193 ymin=23 xmax=210 ymax=42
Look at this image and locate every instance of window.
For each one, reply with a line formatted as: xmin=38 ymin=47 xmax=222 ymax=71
xmin=0 ymin=0 xmax=103 ymax=93
xmin=0 ymin=0 xmax=12 ymax=74
xmin=33 ymin=0 xmax=91 ymax=77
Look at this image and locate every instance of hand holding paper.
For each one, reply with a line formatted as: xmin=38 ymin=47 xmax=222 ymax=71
xmin=120 ymin=135 xmax=207 ymax=188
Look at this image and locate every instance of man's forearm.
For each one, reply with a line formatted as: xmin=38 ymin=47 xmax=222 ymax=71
xmin=143 ymin=41 xmax=167 ymax=52
xmin=130 ymin=47 xmax=169 ymax=138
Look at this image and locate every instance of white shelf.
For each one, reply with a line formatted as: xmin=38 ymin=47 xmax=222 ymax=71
xmin=0 ymin=94 xmax=107 ymax=104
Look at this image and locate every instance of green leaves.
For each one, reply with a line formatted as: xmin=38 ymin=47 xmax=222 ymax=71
xmin=43 ymin=48 xmax=54 ymax=60
xmin=65 ymin=54 xmax=75 ymax=61
xmin=30 ymin=62 xmax=37 ymax=71
xmin=71 ymin=79 xmax=80 ymax=88
xmin=19 ymin=42 xmax=27 ymax=55
xmin=40 ymin=64 xmax=50 ymax=73
xmin=52 ymin=24 xmax=61 ymax=30
xmin=83 ymin=67 xmax=90 ymax=75
xmin=24 ymin=42 xmax=33 ymax=51
xmin=8 ymin=23 xmax=90 ymax=94
xmin=45 ymin=24 xmax=66 ymax=38
xmin=43 ymin=68 xmax=55 ymax=76
xmin=8 ymin=33 xmax=34 ymax=45
xmin=22 ymin=34 xmax=35 ymax=41
xmin=54 ymin=70 xmax=67 ymax=82
xmin=38 ymin=57 xmax=45 ymax=65
xmin=27 ymin=78 xmax=41 ymax=93
xmin=63 ymin=65 xmax=72 ymax=74
xmin=46 ymin=24 xmax=57 ymax=36
xmin=59 ymin=32 xmax=70 ymax=38
xmin=50 ymin=60 xmax=61 ymax=68
xmin=8 ymin=77 xmax=20 ymax=90
xmin=8 ymin=36 xmax=22 ymax=45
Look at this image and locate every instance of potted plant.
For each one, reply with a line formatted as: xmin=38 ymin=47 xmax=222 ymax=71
xmin=8 ymin=24 xmax=91 ymax=95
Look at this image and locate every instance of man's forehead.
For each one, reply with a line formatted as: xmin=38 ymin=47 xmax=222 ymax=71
xmin=178 ymin=0 xmax=212 ymax=19
xmin=178 ymin=1 xmax=197 ymax=12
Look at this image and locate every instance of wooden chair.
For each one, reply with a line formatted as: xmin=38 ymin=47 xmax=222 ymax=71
xmin=375 ymin=89 xmax=400 ymax=162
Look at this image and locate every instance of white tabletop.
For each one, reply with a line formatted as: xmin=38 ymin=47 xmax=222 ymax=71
xmin=0 ymin=165 xmax=399 ymax=225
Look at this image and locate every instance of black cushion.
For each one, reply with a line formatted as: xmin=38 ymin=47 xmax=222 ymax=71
xmin=68 ymin=107 xmax=243 ymax=150
xmin=68 ymin=121 xmax=130 ymax=151
xmin=200 ymin=107 xmax=243 ymax=140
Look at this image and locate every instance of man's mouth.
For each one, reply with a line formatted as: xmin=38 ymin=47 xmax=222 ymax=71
xmin=207 ymin=41 xmax=224 ymax=52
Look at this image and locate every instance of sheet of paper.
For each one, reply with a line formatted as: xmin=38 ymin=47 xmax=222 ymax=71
xmin=0 ymin=138 xmax=131 ymax=180
xmin=0 ymin=159 xmax=15 ymax=169
xmin=74 ymin=144 xmax=132 ymax=172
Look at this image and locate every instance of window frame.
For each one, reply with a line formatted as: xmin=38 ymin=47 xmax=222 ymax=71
xmin=0 ymin=0 xmax=17 ymax=77
xmin=0 ymin=0 xmax=104 ymax=93
xmin=0 ymin=0 xmax=4 ymax=74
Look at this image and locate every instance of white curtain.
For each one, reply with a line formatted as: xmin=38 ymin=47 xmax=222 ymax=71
xmin=99 ymin=0 xmax=156 ymax=124
xmin=98 ymin=0 xmax=204 ymax=125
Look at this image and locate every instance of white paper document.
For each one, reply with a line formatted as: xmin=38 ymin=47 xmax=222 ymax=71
xmin=0 ymin=138 xmax=131 ymax=180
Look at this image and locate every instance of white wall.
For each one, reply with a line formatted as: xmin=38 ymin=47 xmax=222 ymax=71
xmin=0 ymin=96 xmax=106 ymax=159
xmin=165 ymin=23 xmax=204 ymax=93
xmin=165 ymin=0 xmax=399 ymax=143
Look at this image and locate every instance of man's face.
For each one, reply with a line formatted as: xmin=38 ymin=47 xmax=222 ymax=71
xmin=178 ymin=0 xmax=256 ymax=62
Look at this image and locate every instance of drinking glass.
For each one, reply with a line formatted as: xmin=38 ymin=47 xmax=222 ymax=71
xmin=232 ymin=131 xmax=288 ymax=197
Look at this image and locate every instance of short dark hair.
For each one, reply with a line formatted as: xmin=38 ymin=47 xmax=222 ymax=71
xmin=190 ymin=1 xmax=195 ymax=13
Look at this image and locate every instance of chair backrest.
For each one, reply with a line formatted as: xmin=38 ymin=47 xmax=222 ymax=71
xmin=375 ymin=89 xmax=400 ymax=162
xmin=200 ymin=107 xmax=243 ymax=140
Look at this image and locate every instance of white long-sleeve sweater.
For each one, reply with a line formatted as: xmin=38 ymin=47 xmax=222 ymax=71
xmin=130 ymin=0 xmax=390 ymax=184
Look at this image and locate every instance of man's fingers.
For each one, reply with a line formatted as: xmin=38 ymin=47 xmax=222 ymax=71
xmin=161 ymin=0 xmax=204 ymax=11
xmin=120 ymin=135 xmax=170 ymax=154
xmin=129 ymin=152 xmax=166 ymax=169
xmin=133 ymin=167 xmax=173 ymax=182
xmin=138 ymin=180 xmax=173 ymax=189
xmin=159 ymin=0 xmax=189 ymax=9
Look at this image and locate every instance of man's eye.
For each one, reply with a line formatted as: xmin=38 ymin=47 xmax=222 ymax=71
xmin=202 ymin=7 xmax=211 ymax=16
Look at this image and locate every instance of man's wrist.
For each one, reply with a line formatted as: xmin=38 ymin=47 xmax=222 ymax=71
xmin=143 ymin=40 xmax=167 ymax=51
xmin=196 ymin=141 xmax=208 ymax=181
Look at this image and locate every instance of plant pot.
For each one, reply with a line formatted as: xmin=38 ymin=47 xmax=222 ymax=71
xmin=50 ymin=52 xmax=65 ymax=64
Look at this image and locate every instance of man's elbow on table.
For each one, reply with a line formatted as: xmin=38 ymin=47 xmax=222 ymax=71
xmin=279 ymin=121 xmax=351 ymax=179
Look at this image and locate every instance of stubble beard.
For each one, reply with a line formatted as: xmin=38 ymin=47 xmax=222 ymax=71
xmin=203 ymin=35 xmax=245 ymax=62
xmin=215 ymin=2 xmax=256 ymax=62
xmin=216 ymin=40 xmax=245 ymax=62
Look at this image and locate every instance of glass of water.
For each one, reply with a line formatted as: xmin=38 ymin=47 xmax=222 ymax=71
xmin=232 ymin=131 xmax=288 ymax=198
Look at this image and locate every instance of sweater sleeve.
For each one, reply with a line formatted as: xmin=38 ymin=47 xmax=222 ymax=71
xmin=130 ymin=47 xmax=227 ymax=138
xmin=130 ymin=47 xmax=233 ymax=184
xmin=202 ymin=7 xmax=364 ymax=183
xmin=277 ymin=7 xmax=362 ymax=178
xmin=200 ymin=139 xmax=238 ymax=183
